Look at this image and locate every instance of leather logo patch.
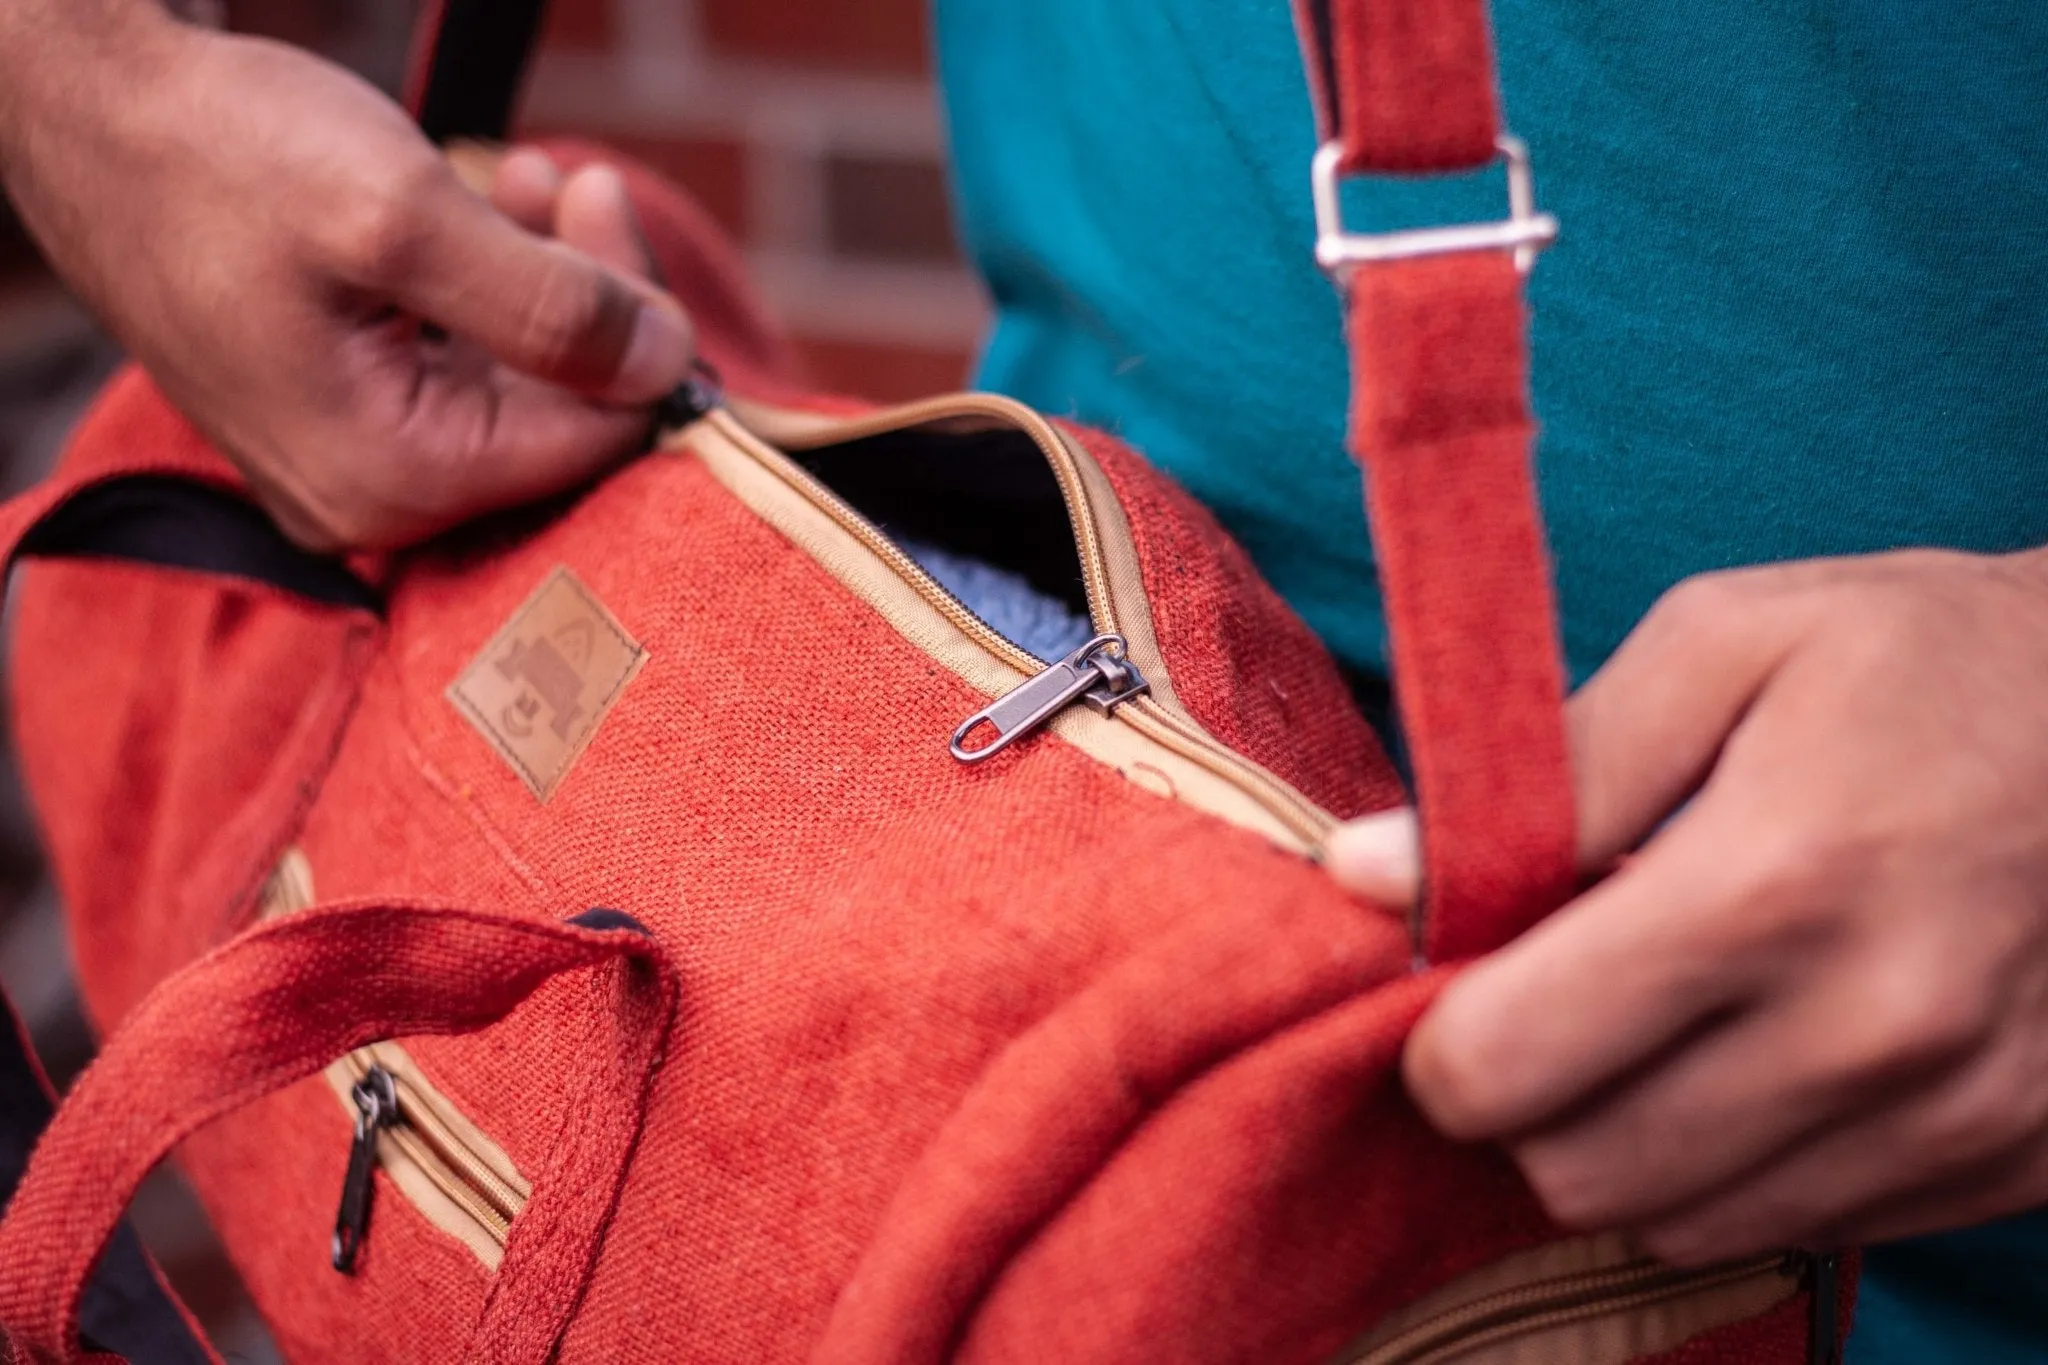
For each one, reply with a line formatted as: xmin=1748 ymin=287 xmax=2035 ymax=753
xmin=447 ymin=567 xmax=647 ymax=800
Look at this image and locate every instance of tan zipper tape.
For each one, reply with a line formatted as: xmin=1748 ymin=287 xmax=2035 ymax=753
xmin=1328 ymin=1233 xmax=1800 ymax=1365
xmin=691 ymin=400 xmax=1338 ymax=851
xmin=683 ymin=414 xmax=1323 ymax=854
xmin=322 ymin=1042 xmax=531 ymax=1269
xmin=260 ymin=848 xmax=532 ymax=1267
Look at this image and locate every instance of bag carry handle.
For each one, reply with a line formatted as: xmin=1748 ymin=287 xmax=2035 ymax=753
xmin=0 ymin=903 xmax=677 ymax=1365
xmin=1292 ymin=0 xmax=1578 ymax=962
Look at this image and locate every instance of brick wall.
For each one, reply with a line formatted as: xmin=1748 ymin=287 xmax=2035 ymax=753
xmin=526 ymin=0 xmax=988 ymax=402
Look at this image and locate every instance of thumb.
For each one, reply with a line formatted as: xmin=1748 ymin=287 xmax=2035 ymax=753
xmin=1325 ymin=570 xmax=1809 ymax=904
xmin=359 ymin=164 xmax=693 ymax=403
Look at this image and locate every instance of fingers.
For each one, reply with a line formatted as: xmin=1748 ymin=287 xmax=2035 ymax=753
xmin=1564 ymin=569 xmax=1813 ymax=870
xmin=553 ymin=163 xmax=657 ymax=280
xmin=490 ymin=146 xmax=564 ymax=234
xmin=1325 ymin=567 xmax=1815 ymax=906
xmin=1503 ymin=945 xmax=1945 ymax=1238
xmin=334 ymin=155 xmax=691 ymax=403
xmin=1323 ymin=807 xmax=1419 ymax=905
xmin=1403 ymin=794 xmax=1775 ymax=1142
xmin=490 ymin=149 xmax=656 ymax=282
xmin=1629 ymin=1041 xmax=2047 ymax=1262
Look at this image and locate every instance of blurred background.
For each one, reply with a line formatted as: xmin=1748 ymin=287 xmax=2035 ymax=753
xmin=0 ymin=0 xmax=982 ymax=1356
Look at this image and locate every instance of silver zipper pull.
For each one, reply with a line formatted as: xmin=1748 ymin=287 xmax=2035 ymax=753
xmin=950 ymin=634 xmax=1150 ymax=764
xmin=330 ymin=1065 xmax=399 ymax=1274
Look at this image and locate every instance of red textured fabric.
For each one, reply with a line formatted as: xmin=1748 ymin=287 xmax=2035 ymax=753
xmin=398 ymin=0 xmax=449 ymax=116
xmin=1292 ymin=0 xmax=1501 ymax=172
xmin=1345 ymin=254 xmax=1576 ymax=960
xmin=1059 ymin=423 xmax=1404 ymax=820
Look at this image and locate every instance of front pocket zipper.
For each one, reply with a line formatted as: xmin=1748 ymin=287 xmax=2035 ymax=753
xmin=1332 ymin=1250 xmax=1807 ymax=1365
xmin=326 ymin=1056 xmax=527 ymax=1274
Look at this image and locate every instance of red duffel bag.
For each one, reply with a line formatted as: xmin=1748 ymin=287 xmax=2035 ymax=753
xmin=0 ymin=0 xmax=1851 ymax=1360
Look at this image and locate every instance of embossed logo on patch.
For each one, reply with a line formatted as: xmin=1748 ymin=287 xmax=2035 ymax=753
xmin=447 ymin=567 xmax=647 ymax=800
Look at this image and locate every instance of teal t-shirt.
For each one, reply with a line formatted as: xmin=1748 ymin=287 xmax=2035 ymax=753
xmin=935 ymin=1 xmax=2048 ymax=1360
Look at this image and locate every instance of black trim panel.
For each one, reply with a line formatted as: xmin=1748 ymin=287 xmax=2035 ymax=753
xmin=413 ymin=0 xmax=552 ymax=144
xmin=18 ymin=477 xmax=382 ymax=614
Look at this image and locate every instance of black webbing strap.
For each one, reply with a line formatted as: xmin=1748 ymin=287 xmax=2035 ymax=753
xmin=407 ymin=0 xmax=553 ymax=145
xmin=18 ymin=477 xmax=382 ymax=613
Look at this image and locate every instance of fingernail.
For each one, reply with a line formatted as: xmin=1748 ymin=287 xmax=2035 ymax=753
xmin=1324 ymin=807 xmax=1421 ymax=905
xmin=610 ymin=299 xmax=694 ymax=404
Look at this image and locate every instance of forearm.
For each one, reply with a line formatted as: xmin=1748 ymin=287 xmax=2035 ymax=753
xmin=0 ymin=0 xmax=185 ymax=184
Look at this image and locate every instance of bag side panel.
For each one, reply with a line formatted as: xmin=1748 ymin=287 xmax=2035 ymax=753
xmin=11 ymin=558 xmax=367 ymax=1032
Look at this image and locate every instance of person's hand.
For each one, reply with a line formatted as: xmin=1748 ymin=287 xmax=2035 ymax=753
xmin=0 ymin=14 xmax=692 ymax=550
xmin=1327 ymin=547 xmax=2048 ymax=1263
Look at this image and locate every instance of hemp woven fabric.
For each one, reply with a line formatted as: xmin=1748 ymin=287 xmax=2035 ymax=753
xmin=0 ymin=143 xmax=1837 ymax=1364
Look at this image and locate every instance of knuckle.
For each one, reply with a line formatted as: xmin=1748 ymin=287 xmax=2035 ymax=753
xmin=1834 ymin=964 xmax=1990 ymax=1086
xmin=1518 ymin=1147 xmax=1611 ymax=1231
xmin=319 ymin=159 xmax=448 ymax=285
xmin=515 ymin=266 xmax=615 ymax=380
xmin=1719 ymin=829 xmax=1861 ymax=956
xmin=1649 ymin=570 xmax=1758 ymax=638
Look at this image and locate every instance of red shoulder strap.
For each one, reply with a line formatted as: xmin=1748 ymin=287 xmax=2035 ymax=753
xmin=1294 ymin=0 xmax=1577 ymax=962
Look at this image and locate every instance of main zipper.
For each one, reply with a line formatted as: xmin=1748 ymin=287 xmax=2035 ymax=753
xmin=695 ymin=392 xmax=1338 ymax=849
xmin=328 ymin=1058 xmax=523 ymax=1273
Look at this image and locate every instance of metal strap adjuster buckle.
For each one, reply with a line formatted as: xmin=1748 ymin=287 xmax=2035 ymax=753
xmin=1313 ymin=134 xmax=1558 ymax=279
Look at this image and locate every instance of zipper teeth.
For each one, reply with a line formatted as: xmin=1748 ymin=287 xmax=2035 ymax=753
xmin=385 ymin=1128 xmax=512 ymax=1243
xmin=720 ymin=395 xmax=1118 ymax=636
xmin=345 ymin=1054 xmax=520 ymax=1243
xmin=1345 ymin=1254 xmax=1791 ymax=1365
xmin=1121 ymin=700 xmax=1334 ymax=843
xmin=705 ymin=404 xmax=1339 ymax=847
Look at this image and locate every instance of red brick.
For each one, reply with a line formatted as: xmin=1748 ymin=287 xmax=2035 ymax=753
xmin=701 ymin=0 xmax=930 ymax=76
xmin=524 ymin=132 xmax=752 ymax=241
xmin=824 ymin=154 xmax=959 ymax=264
xmin=540 ymin=0 xmax=617 ymax=53
xmin=793 ymin=337 xmax=973 ymax=404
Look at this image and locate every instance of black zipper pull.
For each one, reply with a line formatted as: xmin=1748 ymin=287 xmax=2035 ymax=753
xmin=330 ymin=1066 xmax=399 ymax=1274
xmin=654 ymin=361 xmax=724 ymax=432
xmin=1806 ymin=1250 xmax=1843 ymax=1365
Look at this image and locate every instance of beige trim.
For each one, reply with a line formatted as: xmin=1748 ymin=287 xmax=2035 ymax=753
xmin=1328 ymin=1235 xmax=1800 ymax=1365
xmin=1052 ymin=428 xmax=1180 ymax=715
xmin=322 ymin=1044 xmax=531 ymax=1271
xmin=679 ymin=418 xmax=1320 ymax=854
xmin=255 ymin=846 xmax=316 ymax=920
